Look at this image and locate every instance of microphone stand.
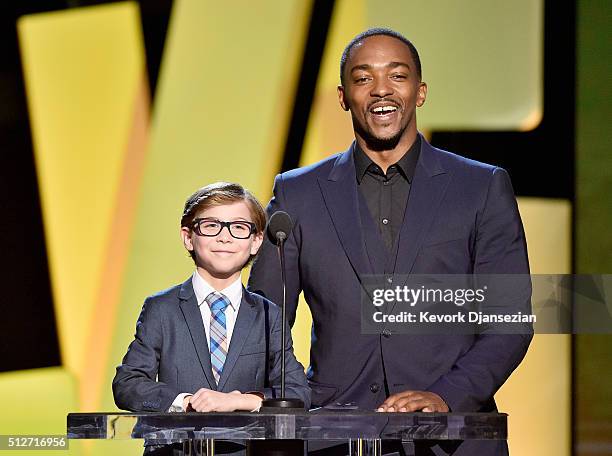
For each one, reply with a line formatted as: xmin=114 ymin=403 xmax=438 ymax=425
xmin=248 ymin=230 xmax=305 ymax=456
xmin=279 ymin=232 xmax=287 ymax=398
xmin=260 ymin=230 xmax=304 ymax=409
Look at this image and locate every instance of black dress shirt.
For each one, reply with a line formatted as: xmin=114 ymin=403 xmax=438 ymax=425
xmin=354 ymin=136 xmax=421 ymax=253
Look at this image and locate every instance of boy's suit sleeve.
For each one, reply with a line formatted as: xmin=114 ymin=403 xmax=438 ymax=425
xmin=264 ymin=305 xmax=311 ymax=409
xmin=112 ymin=297 xmax=179 ymax=412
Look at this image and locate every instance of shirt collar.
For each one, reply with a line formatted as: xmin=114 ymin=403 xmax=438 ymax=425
xmin=354 ymin=135 xmax=421 ymax=183
xmin=192 ymin=271 xmax=243 ymax=311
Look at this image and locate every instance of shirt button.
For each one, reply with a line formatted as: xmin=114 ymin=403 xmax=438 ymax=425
xmin=387 ymin=277 xmax=393 ymax=284
xmin=382 ymin=218 xmax=389 ymax=225
xmin=370 ymin=383 xmax=380 ymax=393
xmin=383 ymin=181 xmax=390 ymax=186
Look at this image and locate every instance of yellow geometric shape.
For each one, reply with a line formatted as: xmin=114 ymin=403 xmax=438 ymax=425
xmin=17 ymin=2 xmax=147 ymax=411
xmin=0 ymin=367 xmax=82 ymax=455
xmin=496 ymin=197 xmax=572 ymax=456
xmin=516 ymin=198 xmax=572 ymax=274
xmin=80 ymin=75 xmax=150 ymax=412
xmin=367 ymin=0 xmax=543 ymax=130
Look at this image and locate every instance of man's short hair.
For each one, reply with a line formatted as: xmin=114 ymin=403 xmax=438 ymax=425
xmin=181 ymin=182 xmax=266 ymax=262
xmin=340 ymin=27 xmax=422 ymax=86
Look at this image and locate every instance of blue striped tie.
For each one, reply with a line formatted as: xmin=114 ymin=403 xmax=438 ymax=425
xmin=205 ymin=291 xmax=230 ymax=385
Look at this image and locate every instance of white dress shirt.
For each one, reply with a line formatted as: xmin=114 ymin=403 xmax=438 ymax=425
xmin=191 ymin=271 xmax=243 ymax=346
xmin=169 ymin=272 xmax=243 ymax=412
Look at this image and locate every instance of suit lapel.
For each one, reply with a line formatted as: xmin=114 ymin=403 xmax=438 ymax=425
xmin=178 ymin=279 xmax=217 ymax=389
xmin=217 ymin=288 xmax=257 ymax=391
xmin=318 ymin=143 xmax=372 ymax=280
xmin=392 ymin=137 xmax=451 ymax=275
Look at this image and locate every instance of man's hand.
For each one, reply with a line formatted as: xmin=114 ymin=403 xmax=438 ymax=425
xmin=185 ymin=389 xmax=262 ymax=412
xmin=377 ymin=390 xmax=449 ymax=413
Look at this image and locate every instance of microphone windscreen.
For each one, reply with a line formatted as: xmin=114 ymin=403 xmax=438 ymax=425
xmin=267 ymin=211 xmax=293 ymax=242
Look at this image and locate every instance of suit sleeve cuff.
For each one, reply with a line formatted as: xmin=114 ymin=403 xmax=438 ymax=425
xmin=168 ymin=393 xmax=192 ymax=412
xmin=427 ymin=377 xmax=478 ymax=412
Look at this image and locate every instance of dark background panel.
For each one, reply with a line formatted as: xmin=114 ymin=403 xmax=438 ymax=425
xmin=0 ymin=1 xmax=65 ymax=373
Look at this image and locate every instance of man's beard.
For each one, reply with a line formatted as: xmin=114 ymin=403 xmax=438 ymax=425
xmin=352 ymin=115 xmax=405 ymax=152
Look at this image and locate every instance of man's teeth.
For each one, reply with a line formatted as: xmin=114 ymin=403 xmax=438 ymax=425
xmin=372 ymin=106 xmax=398 ymax=114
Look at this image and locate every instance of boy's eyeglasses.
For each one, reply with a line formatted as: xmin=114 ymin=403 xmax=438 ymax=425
xmin=192 ymin=218 xmax=257 ymax=239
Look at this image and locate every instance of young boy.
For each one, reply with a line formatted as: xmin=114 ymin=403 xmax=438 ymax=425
xmin=113 ymin=182 xmax=309 ymax=416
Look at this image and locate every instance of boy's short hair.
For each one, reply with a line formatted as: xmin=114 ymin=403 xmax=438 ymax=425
xmin=181 ymin=182 xmax=266 ymax=263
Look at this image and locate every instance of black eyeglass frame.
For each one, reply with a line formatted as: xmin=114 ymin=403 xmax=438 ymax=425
xmin=191 ymin=218 xmax=257 ymax=239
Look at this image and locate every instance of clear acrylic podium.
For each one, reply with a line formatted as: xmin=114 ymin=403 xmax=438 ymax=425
xmin=67 ymin=410 xmax=507 ymax=455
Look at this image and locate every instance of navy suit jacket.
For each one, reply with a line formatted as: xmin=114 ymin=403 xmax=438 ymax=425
xmin=113 ymin=278 xmax=310 ymax=412
xmin=248 ymin=135 xmax=532 ymax=415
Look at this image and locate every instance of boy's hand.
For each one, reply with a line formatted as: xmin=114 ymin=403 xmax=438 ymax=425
xmin=185 ymin=389 xmax=262 ymax=412
xmin=182 ymin=394 xmax=193 ymax=411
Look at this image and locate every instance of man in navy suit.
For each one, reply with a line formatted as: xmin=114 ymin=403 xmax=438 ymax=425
xmin=113 ymin=182 xmax=309 ymax=453
xmin=249 ymin=28 xmax=531 ymax=455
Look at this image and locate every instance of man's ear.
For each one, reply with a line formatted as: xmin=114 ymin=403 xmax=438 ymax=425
xmin=416 ymin=82 xmax=427 ymax=107
xmin=338 ymin=85 xmax=350 ymax=111
xmin=180 ymin=227 xmax=194 ymax=253
xmin=250 ymin=232 xmax=264 ymax=256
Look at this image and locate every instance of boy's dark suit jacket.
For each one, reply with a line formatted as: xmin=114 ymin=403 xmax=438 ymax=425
xmin=113 ymin=277 xmax=310 ymax=412
xmin=248 ymin=134 xmax=532 ymax=455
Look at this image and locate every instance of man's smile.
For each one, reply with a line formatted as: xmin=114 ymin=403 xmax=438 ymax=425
xmin=367 ymin=100 xmax=401 ymax=124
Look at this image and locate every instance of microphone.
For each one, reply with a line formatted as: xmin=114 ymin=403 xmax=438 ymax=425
xmin=260 ymin=211 xmax=304 ymax=410
xmin=267 ymin=210 xmax=292 ymax=244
